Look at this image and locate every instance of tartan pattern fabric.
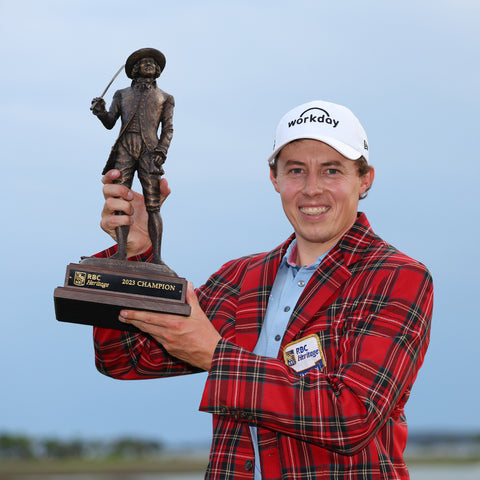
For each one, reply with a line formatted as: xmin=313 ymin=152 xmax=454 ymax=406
xmin=93 ymin=213 xmax=433 ymax=479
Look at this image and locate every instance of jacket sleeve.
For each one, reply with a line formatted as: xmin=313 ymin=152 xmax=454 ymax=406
xmin=92 ymin=246 xmax=201 ymax=380
xmin=93 ymin=251 xmax=251 ymax=380
xmin=94 ymin=326 xmax=202 ymax=379
xmin=96 ymin=90 xmax=121 ymax=130
xmin=199 ymin=261 xmax=433 ymax=455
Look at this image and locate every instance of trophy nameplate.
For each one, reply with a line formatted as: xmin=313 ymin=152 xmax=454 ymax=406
xmin=54 ymin=258 xmax=190 ymax=332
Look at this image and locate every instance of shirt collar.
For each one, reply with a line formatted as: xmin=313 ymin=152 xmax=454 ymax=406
xmin=132 ymin=78 xmax=157 ymax=90
xmin=281 ymin=239 xmax=327 ymax=272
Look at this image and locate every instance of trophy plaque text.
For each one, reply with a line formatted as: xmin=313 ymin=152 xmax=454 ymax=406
xmin=54 ymin=258 xmax=191 ymax=332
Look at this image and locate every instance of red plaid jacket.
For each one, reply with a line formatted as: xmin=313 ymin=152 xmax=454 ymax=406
xmin=94 ymin=213 xmax=433 ymax=479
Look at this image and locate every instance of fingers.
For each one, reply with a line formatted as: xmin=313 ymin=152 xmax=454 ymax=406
xmin=118 ymin=286 xmax=221 ymax=370
xmin=159 ymin=177 xmax=170 ymax=197
xmin=185 ymin=281 xmax=201 ymax=309
xmin=117 ymin=309 xmax=176 ymax=343
xmin=101 ymin=169 xmax=121 ymax=185
xmin=159 ymin=177 xmax=171 ymax=207
xmin=102 ymin=171 xmax=133 ymax=201
xmin=102 ymin=170 xmax=169 ymax=206
xmin=100 ymin=170 xmax=135 ymax=234
xmin=100 ymin=207 xmax=131 ymax=234
xmin=118 ymin=284 xmax=197 ymax=327
xmin=101 ymin=187 xmax=134 ymax=219
xmin=101 ymin=170 xmax=134 ymax=213
xmin=119 ymin=309 xmax=166 ymax=326
xmin=99 ymin=169 xmax=171 ymax=250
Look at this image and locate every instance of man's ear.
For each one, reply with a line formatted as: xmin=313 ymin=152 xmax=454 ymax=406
xmin=360 ymin=166 xmax=375 ymax=196
xmin=270 ymin=168 xmax=280 ymax=193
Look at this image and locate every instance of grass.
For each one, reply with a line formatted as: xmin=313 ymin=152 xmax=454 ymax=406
xmin=0 ymin=456 xmax=208 ymax=476
xmin=1 ymin=454 xmax=479 ymax=477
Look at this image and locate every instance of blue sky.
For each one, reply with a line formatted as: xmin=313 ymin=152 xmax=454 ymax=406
xmin=1 ymin=0 xmax=479 ymax=446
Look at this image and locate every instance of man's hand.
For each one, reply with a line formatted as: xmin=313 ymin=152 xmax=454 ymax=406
xmin=100 ymin=169 xmax=171 ymax=257
xmin=91 ymin=97 xmax=106 ymax=116
xmin=118 ymin=283 xmax=221 ymax=371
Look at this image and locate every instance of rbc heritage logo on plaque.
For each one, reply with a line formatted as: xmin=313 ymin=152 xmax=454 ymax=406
xmin=74 ymin=271 xmax=86 ymax=287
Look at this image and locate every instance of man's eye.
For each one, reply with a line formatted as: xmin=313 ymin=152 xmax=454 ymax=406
xmin=326 ymin=168 xmax=339 ymax=175
xmin=289 ymin=168 xmax=303 ymax=174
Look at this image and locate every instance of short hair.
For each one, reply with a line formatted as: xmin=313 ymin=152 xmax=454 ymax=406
xmin=356 ymin=157 xmax=372 ymax=199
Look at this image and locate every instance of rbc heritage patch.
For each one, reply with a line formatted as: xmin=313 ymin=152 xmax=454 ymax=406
xmin=283 ymin=334 xmax=326 ymax=376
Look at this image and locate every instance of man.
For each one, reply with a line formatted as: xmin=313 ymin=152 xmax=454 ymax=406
xmin=91 ymin=47 xmax=174 ymax=264
xmin=93 ymin=100 xmax=433 ymax=479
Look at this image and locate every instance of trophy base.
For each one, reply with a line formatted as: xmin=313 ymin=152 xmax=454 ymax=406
xmin=54 ymin=257 xmax=191 ymax=332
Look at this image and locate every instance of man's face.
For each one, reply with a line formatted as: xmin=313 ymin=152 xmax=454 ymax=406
xmin=270 ymin=139 xmax=374 ymax=264
xmin=137 ymin=57 xmax=158 ymax=78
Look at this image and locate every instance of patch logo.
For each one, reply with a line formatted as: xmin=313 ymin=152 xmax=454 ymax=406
xmin=285 ymin=349 xmax=296 ymax=367
xmin=283 ymin=334 xmax=326 ymax=376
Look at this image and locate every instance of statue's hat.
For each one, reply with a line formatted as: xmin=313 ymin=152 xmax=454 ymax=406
xmin=125 ymin=48 xmax=166 ymax=79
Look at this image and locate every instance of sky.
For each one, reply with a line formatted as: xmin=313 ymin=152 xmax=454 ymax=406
xmin=1 ymin=0 xmax=479 ymax=447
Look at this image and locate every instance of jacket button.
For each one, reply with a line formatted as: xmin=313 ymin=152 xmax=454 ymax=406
xmin=244 ymin=459 xmax=253 ymax=471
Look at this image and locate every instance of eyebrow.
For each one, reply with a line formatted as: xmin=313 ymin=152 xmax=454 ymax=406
xmin=282 ymin=159 xmax=344 ymax=168
xmin=319 ymin=160 xmax=343 ymax=167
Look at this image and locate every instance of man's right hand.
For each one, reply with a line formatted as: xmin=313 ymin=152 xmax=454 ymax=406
xmin=100 ymin=169 xmax=171 ymax=257
xmin=91 ymin=97 xmax=106 ymax=116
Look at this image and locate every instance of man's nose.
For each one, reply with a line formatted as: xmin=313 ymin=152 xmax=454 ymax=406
xmin=303 ymin=173 xmax=324 ymax=195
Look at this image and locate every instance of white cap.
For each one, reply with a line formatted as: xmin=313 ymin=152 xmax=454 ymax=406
xmin=268 ymin=100 xmax=369 ymax=164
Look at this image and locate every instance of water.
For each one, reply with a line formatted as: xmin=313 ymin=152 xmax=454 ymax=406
xmin=409 ymin=463 xmax=480 ymax=479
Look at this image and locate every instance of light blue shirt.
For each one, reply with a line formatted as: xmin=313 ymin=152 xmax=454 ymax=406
xmin=250 ymin=240 xmax=328 ymax=479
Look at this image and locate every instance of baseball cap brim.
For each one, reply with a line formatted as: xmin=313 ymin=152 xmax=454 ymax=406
xmin=268 ymin=135 xmax=364 ymax=165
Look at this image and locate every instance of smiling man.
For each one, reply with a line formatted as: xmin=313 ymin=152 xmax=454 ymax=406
xmin=270 ymin=139 xmax=373 ymax=266
xmin=93 ymin=100 xmax=433 ymax=480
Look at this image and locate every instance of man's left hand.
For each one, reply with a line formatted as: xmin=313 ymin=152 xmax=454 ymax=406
xmin=118 ymin=282 xmax=221 ymax=371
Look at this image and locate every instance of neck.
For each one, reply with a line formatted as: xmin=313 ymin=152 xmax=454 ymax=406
xmin=294 ymin=241 xmax=333 ymax=267
xmin=132 ymin=77 xmax=157 ymax=87
xmin=293 ymin=215 xmax=360 ymax=266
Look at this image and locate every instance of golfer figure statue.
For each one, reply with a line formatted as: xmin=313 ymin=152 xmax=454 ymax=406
xmin=91 ymin=47 xmax=174 ymax=265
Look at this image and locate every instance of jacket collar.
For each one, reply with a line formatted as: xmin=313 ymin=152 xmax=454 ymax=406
xmin=235 ymin=212 xmax=378 ymax=352
xmin=281 ymin=212 xmax=377 ymax=349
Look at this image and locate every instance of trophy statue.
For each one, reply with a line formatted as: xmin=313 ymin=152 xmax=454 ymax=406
xmin=54 ymin=48 xmax=190 ymax=332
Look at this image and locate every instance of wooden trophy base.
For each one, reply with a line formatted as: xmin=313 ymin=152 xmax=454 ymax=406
xmin=54 ymin=257 xmax=190 ymax=332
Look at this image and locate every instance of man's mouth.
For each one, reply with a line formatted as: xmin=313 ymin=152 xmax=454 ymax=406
xmin=299 ymin=206 xmax=330 ymax=216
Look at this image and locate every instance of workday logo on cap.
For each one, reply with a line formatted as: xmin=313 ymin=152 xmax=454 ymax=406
xmin=268 ymin=100 xmax=370 ymax=164
xmin=287 ymin=107 xmax=340 ymax=129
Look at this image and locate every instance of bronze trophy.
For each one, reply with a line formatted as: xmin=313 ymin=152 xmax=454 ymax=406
xmin=54 ymin=48 xmax=190 ymax=332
